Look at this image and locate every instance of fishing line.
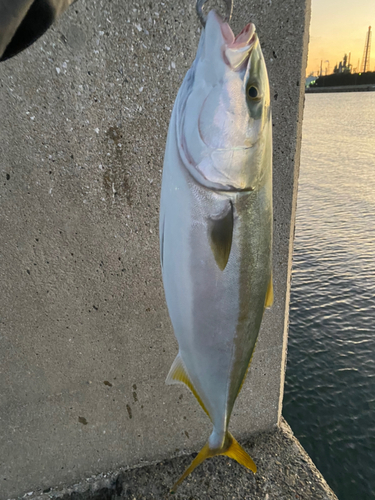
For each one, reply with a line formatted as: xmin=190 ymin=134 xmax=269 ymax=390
xmin=196 ymin=0 xmax=234 ymax=27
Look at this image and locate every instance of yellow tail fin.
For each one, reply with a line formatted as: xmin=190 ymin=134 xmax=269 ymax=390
xmin=170 ymin=432 xmax=256 ymax=493
xmin=223 ymin=433 xmax=257 ymax=472
xmin=171 ymin=442 xmax=213 ymax=493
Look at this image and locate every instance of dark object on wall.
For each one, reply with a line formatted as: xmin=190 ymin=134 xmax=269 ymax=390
xmin=0 ymin=0 xmax=74 ymax=61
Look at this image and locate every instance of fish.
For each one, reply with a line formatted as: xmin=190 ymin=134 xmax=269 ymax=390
xmin=159 ymin=9 xmax=273 ymax=492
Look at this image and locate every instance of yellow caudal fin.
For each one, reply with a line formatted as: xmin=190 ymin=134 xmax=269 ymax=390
xmin=170 ymin=431 xmax=256 ymax=493
xmin=265 ymin=274 xmax=274 ymax=308
xmin=166 ymin=354 xmax=211 ymax=419
xmin=170 ymin=442 xmax=213 ymax=493
xmin=223 ymin=432 xmax=257 ymax=473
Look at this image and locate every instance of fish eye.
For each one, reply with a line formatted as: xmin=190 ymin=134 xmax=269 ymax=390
xmin=248 ymin=86 xmax=259 ymax=99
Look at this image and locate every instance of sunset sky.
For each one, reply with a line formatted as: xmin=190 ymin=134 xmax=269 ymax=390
xmin=306 ymin=0 xmax=375 ymax=75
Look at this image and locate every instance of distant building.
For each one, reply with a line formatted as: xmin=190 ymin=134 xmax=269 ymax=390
xmin=333 ymin=54 xmax=351 ymax=74
xmin=308 ymin=70 xmax=375 ymax=89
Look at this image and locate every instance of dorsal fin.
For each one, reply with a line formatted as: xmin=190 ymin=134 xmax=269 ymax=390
xmin=265 ymin=274 xmax=273 ymax=308
xmin=208 ymin=201 xmax=234 ymax=271
xmin=166 ymin=354 xmax=210 ymax=419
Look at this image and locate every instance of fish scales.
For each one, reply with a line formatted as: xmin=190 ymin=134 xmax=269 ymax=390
xmin=159 ymin=9 xmax=272 ymax=491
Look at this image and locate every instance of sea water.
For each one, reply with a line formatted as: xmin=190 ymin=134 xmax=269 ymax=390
xmin=283 ymin=92 xmax=375 ymax=500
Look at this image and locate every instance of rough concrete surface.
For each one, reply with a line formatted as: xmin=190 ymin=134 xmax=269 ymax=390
xmin=0 ymin=0 xmax=311 ymax=498
xmin=9 ymin=420 xmax=338 ymax=500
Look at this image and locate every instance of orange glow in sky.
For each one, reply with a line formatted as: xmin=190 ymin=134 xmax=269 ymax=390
xmin=306 ymin=0 xmax=375 ymax=75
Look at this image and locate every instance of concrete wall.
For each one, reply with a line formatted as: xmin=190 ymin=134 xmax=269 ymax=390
xmin=0 ymin=0 xmax=310 ymax=497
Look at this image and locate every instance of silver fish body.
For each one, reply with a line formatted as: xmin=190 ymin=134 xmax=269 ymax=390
xmin=160 ymin=10 xmax=272 ymax=489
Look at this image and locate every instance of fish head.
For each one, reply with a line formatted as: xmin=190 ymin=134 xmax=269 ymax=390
xmin=179 ymin=10 xmax=271 ymax=192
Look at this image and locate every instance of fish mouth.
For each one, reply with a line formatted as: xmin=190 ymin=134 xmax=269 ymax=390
xmin=220 ymin=17 xmax=256 ymax=48
xmin=209 ymin=11 xmax=257 ymax=70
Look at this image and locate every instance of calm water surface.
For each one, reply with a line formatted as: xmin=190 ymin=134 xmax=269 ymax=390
xmin=283 ymin=92 xmax=375 ymax=500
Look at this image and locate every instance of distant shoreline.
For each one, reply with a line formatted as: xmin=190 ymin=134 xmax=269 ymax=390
xmin=306 ymin=84 xmax=375 ymax=94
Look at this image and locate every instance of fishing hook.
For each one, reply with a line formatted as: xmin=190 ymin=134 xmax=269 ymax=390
xmin=196 ymin=0 xmax=233 ymax=28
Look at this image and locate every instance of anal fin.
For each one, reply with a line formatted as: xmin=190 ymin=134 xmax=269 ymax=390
xmin=166 ymin=354 xmax=210 ymax=419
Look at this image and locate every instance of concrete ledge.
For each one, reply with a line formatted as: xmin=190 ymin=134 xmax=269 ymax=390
xmin=12 ymin=419 xmax=337 ymax=500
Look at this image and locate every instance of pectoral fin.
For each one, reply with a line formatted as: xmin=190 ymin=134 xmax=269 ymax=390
xmin=208 ymin=201 xmax=234 ymax=271
xmin=166 ymin=354 xmax=210 ymax=419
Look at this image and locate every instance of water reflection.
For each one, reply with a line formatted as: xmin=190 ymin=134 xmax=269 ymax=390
xmin=283 ymin=92 xmax=375 ymax=500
